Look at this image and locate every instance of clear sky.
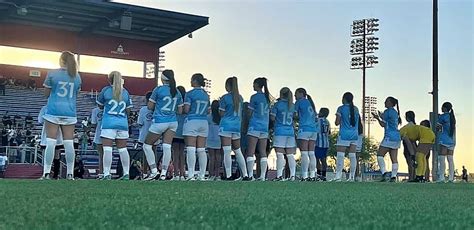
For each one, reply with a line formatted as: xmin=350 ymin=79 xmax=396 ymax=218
xmin=115 ymin=0 xmax=473 ymax=173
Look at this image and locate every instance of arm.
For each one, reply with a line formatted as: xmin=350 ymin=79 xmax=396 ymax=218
xmin=372 ymin=111 xmax=385 ymax=127
xmin=177 ymin=105 xmax=183 ymax=115
xmin=183 ymin=104 xmax=190 ymax=114
xmin=335 ymin=114 xmax=341 ymax=126
xmin=402 ymin=136 xmax=416 ymax=156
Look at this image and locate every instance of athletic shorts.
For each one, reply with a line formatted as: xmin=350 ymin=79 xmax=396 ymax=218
xmin=183 ymin=119 xmax=209 ymax=137
xmin=380 ymin=137 xmax=401 ymax=149
xmin=440 ymin=143 xmax=455 ymax=151
xmin=149 ymin=122 xmax=178 ymax=135
xmin=172 ymin=138 xmax=185 ymax=144
xmin=297 ymin=131 xmax=317 ymax=141
xmin=273 ymin=135 xmax=296 ymax=148
xmin=101 ymin=129 xmax=129 ymax=140
xmin=315 ymin=147 xmax=328 ymax=158
xmin=247 ymin=130 xmax=269 ymax=139
xmin=336 ymin=136 xmax=357 ymax=147
xmin=219 ymin=131 xmax=240 ymax=140
xmin=43 ymin=114 xmax=77 ymax=126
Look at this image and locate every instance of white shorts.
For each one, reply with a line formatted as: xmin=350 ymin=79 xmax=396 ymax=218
xmin=297 ymin=131 xmax=318 ymax=141
xmin=336 ymin=136 xmax=357 ymax=147
xmin=273 ymin=136 xmax=296 ymax=148
xmin=101 ymin=129 xmax=129 ymax=140
xmin=43 ymin=114 xmax=77 ymax=126
xmin=380 ymin=137 xmax=401 ymax=149
xmin=247 ymin=130 xmax=269 ymax=139
xmin=149 ymin=122 xmax=178 ymax=135
xmin=356 ymin=135 xmax=364 ymax=152
xmin=183 ymin=119 xmax=209 ymax=137
xmin=219 ymin=131 xmax=241 ymax=140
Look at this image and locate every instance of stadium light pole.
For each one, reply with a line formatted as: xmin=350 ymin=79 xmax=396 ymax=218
xmin=350 ymin=18 xmax=379 ymax=135
xmin=364 ymin=96 xmax=377 ymax=139
xmin=430 ymin=0 xmax=439 ymax=181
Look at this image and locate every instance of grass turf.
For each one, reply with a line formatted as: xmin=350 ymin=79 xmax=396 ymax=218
xmin=0 ymin=180 xmax=472 ymax=230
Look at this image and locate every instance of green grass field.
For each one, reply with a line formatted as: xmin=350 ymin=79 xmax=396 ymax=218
xmin=0 ymin=180 xmax=472 ymax=230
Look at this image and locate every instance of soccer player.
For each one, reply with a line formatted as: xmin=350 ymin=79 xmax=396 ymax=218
xmin=90 ymin=106 xmax=104 ymax=179
xmin=207 ymin=100 xmax=222 ymax=180
xmin=97 ymin=71 xmax=133 ymax=180
xmin=401 ymin=120 xmax=435 ymax=182
xmin=437 ymin=102 xmax=456 ymax=183
xmin=246 ymin=77 xmax=270 ymax=181
xmin=372 ymin=96 xmax=402 ymax=182
xmin=271 ymin=87 xmax=297 ymax=181
xmin=143 ymin=70 xmax=183 ymax=181
xmin=171 ymin=86 xmax=186 ymax=180
xmin=219 ymin=77 xmax=248 ymax=181
xmin=315 ymin=108 xmax=330 ymax=181
xmin=38 ymin=105 xmax=63 ymax=179
xmin=41 ymin=51 xmax=81 ymax=180
xmin=400 ymin=111 xmax=417 ymax=181
xmin=137 ymin=92 xmax=155 ymax=178
xmin=334 ymin=92 xmax=360 ymax=182
xmin=294 ymin=88 xmax=317 ymax=181
xmin=183 ymin=74 xmax=210 ymax=181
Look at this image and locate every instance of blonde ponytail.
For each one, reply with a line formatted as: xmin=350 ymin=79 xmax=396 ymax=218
xmin=60 ymin=51 xmax=77 ymax=78
xmin=109 ymin=71 xmax=122 ymax=101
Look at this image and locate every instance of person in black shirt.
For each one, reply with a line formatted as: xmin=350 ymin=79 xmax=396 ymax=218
xmin=25 ymin=113 xmax=33 ymax=129
xmin=74 ymin=155 xmax=85 ymax=179
xmin=462 ymin=166 xmax=468 ymax=182
xmin=2 ymin=112 xmax=12 ymax=129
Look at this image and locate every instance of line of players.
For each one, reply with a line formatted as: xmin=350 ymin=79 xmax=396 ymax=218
xmin=40 ymin=52 xmax=456 ymax=182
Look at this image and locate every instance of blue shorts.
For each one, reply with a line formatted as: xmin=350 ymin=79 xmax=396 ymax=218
xmin=315 ymin=147 xmax=328 ymax=158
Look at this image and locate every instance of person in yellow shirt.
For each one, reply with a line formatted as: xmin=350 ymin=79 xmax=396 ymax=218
xmin=401 ymin=120 xmax=435 ymax=182
xmin=399 ymin=111 xmax=417 ymax=180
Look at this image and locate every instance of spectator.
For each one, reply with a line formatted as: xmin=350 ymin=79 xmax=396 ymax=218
xmin=2 ymin=112 xmax=12 ymax=129
xmin=15 ymin=129 xmax=23 ymax=146
xmin=80 ymin=132 xmax=89 ymax=152
xmin=25 ymin=113 xmax=34 ymax=129
xmin=27 ymin=79 xmax=37 ymax=91
xmin=25 ymin=128 xmax=32 ymax=144
xmin=19 ymin=141 xmax=28 ymax=163
xmin=130 ymin=160 xmax=143 ymax=180
xmin=1 ymin=128 xmax=8 ymax=152
xmin=0 ymin=154 xmax=8 ymax=178
xmin=13 ymin=114 xmax=22 ymax=129
xmin=462 ymin=166 xmax=468 ymax=182
xmin=73 ymin=155 xmax=85 ymax=179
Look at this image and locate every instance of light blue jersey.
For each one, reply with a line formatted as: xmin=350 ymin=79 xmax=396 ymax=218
xmin=248 ymin=92 xmax=270 ymax=133
xmin=438 ymin=113 xmax=455 ymax=146
xmin=207 ymin=115 xmax=221 ymax=148
xmin=271 ymin=100 xmax=295 ymax=136
xmin=336 ymin=104 xmax=360 ymax=141
xmin=184 ymin=88 xmax=209 ymax=120
xmin=175 ymin=114 xmax=186 ymax=139
xmin=219 ymin=93 xmax=243 ymax=133
xmin=137 ymin=106 xmax=153 ymax=143
xmin=150 ymin=85 xmax=183 ymax=123
xmin=295 ymin=98 xmax=317 ymax=132
xmin=43 ymin=68 xmax=82 ymax=118
xmin=97 ymin=86 xmax=133 ymax=131
xmin=382 ymin=107 xmax=401 ymax=142
xmin=317 ymin=118 xmax=330 ymax=148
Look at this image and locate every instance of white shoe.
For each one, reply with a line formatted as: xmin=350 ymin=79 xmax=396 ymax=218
xmin=288 ymin=176 xmax=296 ymax=181
xmin=197 ymin=176 xmax=207 ymax=181
xmin=234 ymin=177 xmax=243 ymax=181
xmin=179 ymin=176 xmax=186 ymax=181
xmin=347 ymin=178 xmax=355 ymax=182
xmin=257 ymin=177 xmax=266 ymax=181
xmin=158 ymin=175 xmax=167 ymax=181
xmin=171 ymin=176 xmax=180 ymax=181
xmin=144 ymin=172 xmax=159 ymax=181
xmin=187 ymin=177 xmax=196 ymax=181
xmin=330 ymin=178 xmax=342 ymax=182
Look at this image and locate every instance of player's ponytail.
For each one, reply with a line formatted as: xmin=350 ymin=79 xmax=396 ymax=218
xmin=343 ymin=92 xmax=355 ymax=127
xmin=162 ymin=70 xmax=177 ymax=98
xmin=442 ymin=102 xmax=456 ymax=137
xmin=358 ymin=116 xmax=363 ymax=135
xmin=406 ymin=111 xmax=416 ymax=124
xmin=226 ymin=77 xmax=240 ymax=113
xmin=388 ymin=96 xmax=402 ymax=125
xmin=109 ymin=71 xmax=122 ymax=101
xmin=280 ymin=87 xmax=293 ymax=109
xmin=211 ymin=100 xmax=221 ymax=125
xmin=254 ymin=77 xmax=270 ymax=103
xmin=60 ymin=51 xmax=77 ymax=78
xmin=177 ymin=86 xmax=186 ymax=101
xmin=296 ymin=88 xmax=315 ymax=113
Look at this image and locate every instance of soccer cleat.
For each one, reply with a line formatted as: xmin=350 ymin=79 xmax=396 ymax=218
xmin=179 ymin=176 xmax=186 ymax=181
xmin=187 ymin=176 xmax=197 ymax=181
xmin=234 ymin=177 xmax=243 ymax=181
xmin=39 ymin=173 xmax=51 ymax=180
xmin=379 ymin=172 xmax=389 ymax=182
xmin=96 ymin=174 xmax=104 ymax=180
xmin=144 ymin=172 xmax=159 ymax=181
xmin=158 ymin=175 xmax=167 ymax=181
xmin=330 ymin=178 xmax=342 ymax=182
xmin=389 ymin=177 xmax=396 ymax=182
xmin=300 ymin=177 xmax=308 ymax=182
xmin=257 ymin=177 xmax=266 ymax=181
xmin=66 ymin=174 xmax=75 ymax=180
xmin=101 ymin=175 xmax=112 ymax=180
xmin=273 ymin=176 xmax=284 ymax=181
xmin=347 ymin=178 xmax=355 ymax=182
xmin=118 ymin=174 xmax=129 ymax=181
xmin=171 ymin=176 xmax=180 ymax=181
xmin=288 ymin=176 xmax=296 ymax=181
xmin=242 ymin=176 xmax=252 ymax=181
xmin=197 ymin=176 xmax=208 ymax=181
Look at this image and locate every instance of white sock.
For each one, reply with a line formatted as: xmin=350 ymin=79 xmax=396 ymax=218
xmin=447 ymin=155 xmax=454 ymax=181
xmin=439 ymin=155 xmax=446 ymax=181
xmin=377 ymin=156 xmax=386 ymax=174
xmin=118 ymin=148 xmax=130 ymax=176
xmin=246 ymin=156 xmax=255 ymax=178
xmin=197 ymin=148 xmax=207 ymax=178
xmin=287 ymin=154 xmax=296 ymax=177
xmin=63 ymin=140 xmax=75 ymax=175
xmin=160 ymin=143 xmax=172 ymax=176
xmin=391 ymin=163 xmax=398 ymax=178
xmin=186 ymin=146 xmax=196 ymax=178
xmin=103 ymin=146 xmax=113 ymax=176
xmin=234 ymin=148 xmax=248 ymax=177
xmin=222 ymin=146 xmax=232 ymax=178
xmin=43 ymin=138 xmax=56 ymax=176
xmin=309 ymin=151 xmax=316 ymax=178
xmin=260 ymin=157 xmax=268 ymax=179
xmin=335 ymin=152 xmax=345 ymax=179
xmin=143 ymin=144 xmax=157 ymax=174
xmin=300 ymin=151 xmax=309 ymax=179
xmin=276 ymin=152 xmax=285 ymax=178
xmin=349 ymin=152 xmax=357 ymax=180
